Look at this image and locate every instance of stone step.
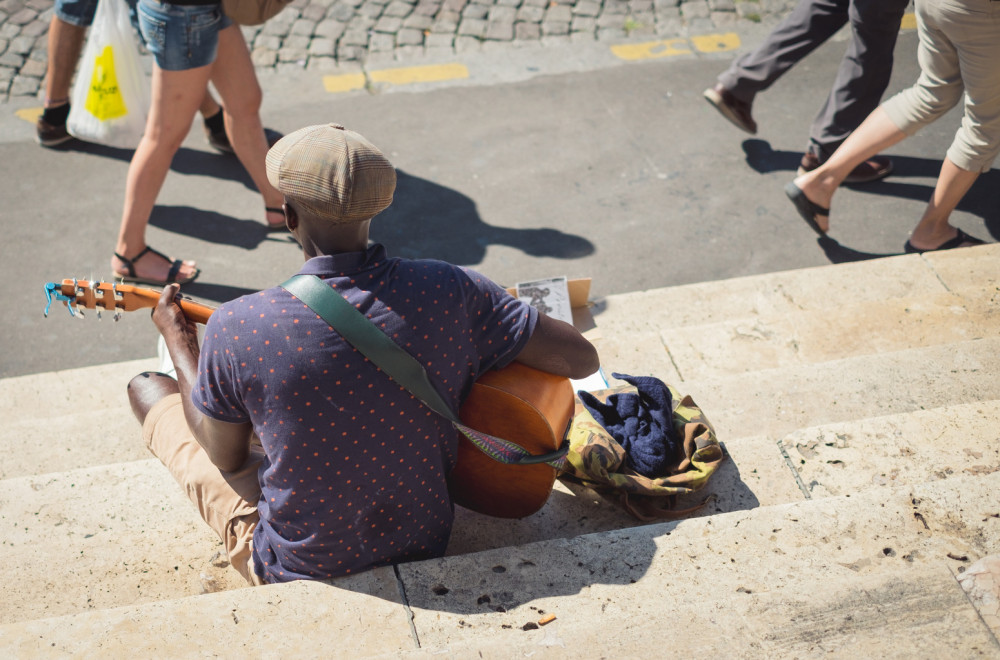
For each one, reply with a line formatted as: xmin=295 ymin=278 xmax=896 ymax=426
xmin=588 ymin=243 xmax=1000 ymax=379
xmin=591 ymin=242 xmax=998 ymax=333
xmin=5 ymin=395 xmax=997 ymax=627
xmin=0 ymin=408 xmax=146 ymax=480
xmin=392 ymin=471 xmax=1000 ymax=658
xmin=778 ymin=398 xmax=1000 ymax=500
xmin=3 ymin=471 xmax=997 ymax=657
xmin=0 ymin=357 xmax=156 ymax=422
xmin=8 ymin=324 xmax=998 ymax=479
xmin=678 ymin=336 xmax=1000 ymax=442
xmin=662 ymin=285 xmax=998 ymax=381
xmin=0 ymin=459 xmax=249 ymax=627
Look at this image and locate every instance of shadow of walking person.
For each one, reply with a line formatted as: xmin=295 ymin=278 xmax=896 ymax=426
xmin=373 ymin=170 xmax=595 ymax=265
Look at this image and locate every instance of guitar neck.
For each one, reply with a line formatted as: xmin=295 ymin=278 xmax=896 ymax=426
xmin=44 ymin=279 xmax=216 ymax=324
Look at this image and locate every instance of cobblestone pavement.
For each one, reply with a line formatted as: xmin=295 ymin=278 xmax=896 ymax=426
xmin=0 ymin=0 xmax=797 ymax=102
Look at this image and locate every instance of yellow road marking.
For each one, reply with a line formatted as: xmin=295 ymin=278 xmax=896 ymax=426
xmin=323 ymin=63 xmax=469 ymax=94
xmin=323 ymin=72 xmax=366 ymax=93
xmin=611 ymin=38 xmax=691 ymax=61
xmin=370 ymin=63 xmax=469 ymax=85
xmin=611 ymin=32 xmax=739 ymax=61
xmin=16 ymin=107 xmax=43 ymax=123
xmin=901 ymin=12 xmax=917 ymax=30
xmin=690 ymin=32 xmax=741 ymax=53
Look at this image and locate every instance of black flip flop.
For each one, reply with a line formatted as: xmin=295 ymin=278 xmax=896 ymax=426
xmin=784 ymin=182 xmax=829 ymax=236
xmin=904 ymin=228 xmax=986 ymax=254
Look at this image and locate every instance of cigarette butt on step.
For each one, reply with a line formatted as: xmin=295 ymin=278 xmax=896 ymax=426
xmin=538 ymin=613 xmax=556 ymax=626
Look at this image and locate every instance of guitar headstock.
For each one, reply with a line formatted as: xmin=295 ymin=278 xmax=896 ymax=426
xmin=43 ymin=279 xmax=162 ymax=320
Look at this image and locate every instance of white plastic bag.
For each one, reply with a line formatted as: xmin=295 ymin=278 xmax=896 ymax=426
xmin=67 ymin=0 xmax=149 ymax=149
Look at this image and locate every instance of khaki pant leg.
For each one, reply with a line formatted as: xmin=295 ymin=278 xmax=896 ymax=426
xmin=142 ymin=394 xmax=266 ymax=586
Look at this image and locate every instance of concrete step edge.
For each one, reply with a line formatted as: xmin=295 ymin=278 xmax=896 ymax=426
xmin=2 ymin=470 xmax=998 ymax=657
xmin=654 ymin=285 xmax=999 ymax=381
xmin=590 ymin=242 xmax=999 ymax=332
xmin=0 ymin=357 xmax=157 ymax=421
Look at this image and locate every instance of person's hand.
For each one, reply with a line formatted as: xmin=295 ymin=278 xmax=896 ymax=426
xmin=152 ymin=283 xmax=198 ymax=346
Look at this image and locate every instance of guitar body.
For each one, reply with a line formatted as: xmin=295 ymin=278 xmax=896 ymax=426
xmin=453 ymin=362 xmax=575 ymax=519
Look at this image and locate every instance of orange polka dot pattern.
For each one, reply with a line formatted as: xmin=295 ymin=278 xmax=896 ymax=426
xmin=194 ymin=245 xmax=537 ymax=583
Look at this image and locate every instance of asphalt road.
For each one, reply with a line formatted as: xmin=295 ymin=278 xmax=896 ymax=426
xmin=2 ymin=26 xmax=996 ymax=378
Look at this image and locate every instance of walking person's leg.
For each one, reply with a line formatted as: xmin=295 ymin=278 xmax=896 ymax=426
xmin=799 ymin=0 xmax=910 ymax=183
xmin=706 ymin=0 xmax=849 ymax=134
xmin=784 ymin=0 xmax=966 ymax=236
xmin=112 ymin=62 xmax=210 ymax=283
xmin=903 ymin=0 xmax=1000 ymax=251
xmin=37 ymin=0 xmax=97 ymax=146
xmin=111 ymin=0 xmax=229 ymax=284
xmin=787 ymin=107 xmax=907 ymax=234
xmin=210 ymin=24 xmax=285 ymax=230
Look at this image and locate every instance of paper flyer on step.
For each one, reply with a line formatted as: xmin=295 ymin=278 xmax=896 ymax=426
xmin=515 ymin=276 xmax=573 ymax=325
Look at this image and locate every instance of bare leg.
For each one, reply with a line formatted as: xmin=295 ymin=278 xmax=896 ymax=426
xmin=210 ymin=24 xmax=284 ymax=227
xmin=791 ymin=107 xmax=907 ymax=232
xmin=906 ymin=157 xmax=981 ymax=250
xmin=112 ymin=63 xmax=211 ymax=282
xmin=43 ymin=17 xmax=86 ymax=107
xmin=127 ymin=371 xmax=179 ymax=425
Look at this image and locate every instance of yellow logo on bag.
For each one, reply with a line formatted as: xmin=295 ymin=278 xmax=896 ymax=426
xmin=85 ymin=45 xmax=127 ymax=121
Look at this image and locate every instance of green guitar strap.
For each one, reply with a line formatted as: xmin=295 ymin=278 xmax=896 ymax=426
xmin=282 ymin=273 xmax=457 ymax=422
xmin=281 ymin=274 xmax=568 ymax=468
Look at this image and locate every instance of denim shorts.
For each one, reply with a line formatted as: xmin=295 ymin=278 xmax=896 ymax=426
xmin=137 ymin=0 xmax=231 ymax=71
xmin=55 ymin=0 xmax=138 ymax=27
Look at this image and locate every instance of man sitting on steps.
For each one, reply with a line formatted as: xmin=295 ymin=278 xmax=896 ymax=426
xmin=128 ymin=123 xmax=599 ymax=584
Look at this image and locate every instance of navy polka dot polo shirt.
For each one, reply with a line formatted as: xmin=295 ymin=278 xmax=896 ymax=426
xmin=194 ymin=244 xmax=537 ymax=583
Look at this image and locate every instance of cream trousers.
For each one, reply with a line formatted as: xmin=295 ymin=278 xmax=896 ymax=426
xmin=882 ymin=0 xmax=1000 ymax=172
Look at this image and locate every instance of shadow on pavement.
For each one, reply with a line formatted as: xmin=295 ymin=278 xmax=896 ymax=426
xmin=55 ymin=128 xmax=294 ymax=193
xmin=741 ymin=139 xmax=943 ymax=179
xmin=57 ymin=139 xmax=260 ymax=189
xmin=373 ymin=170 xmax=596 ymax=265
xmin=816 ymin=236 xmax=898 ymax=264
xmin=147 ymin=205 xmax=299 ymax=250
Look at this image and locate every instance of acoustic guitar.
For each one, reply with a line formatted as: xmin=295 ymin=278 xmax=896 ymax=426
xmin=44 ymin=279 xmax=574 ymax=518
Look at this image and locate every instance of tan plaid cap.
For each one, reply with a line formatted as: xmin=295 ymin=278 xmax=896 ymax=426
xmin=265 ymin=123 xmax=396 ymax=224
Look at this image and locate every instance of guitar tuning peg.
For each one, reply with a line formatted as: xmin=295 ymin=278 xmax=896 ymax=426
xmin=75 ymin=308 xmax=85 ymax=319
xmin=97 ymin=310 xmax=102 ymax=321
xmin=113 ymin=311 xmax=122 ymax=322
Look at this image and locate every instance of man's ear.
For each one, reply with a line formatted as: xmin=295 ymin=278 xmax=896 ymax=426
xmin=284 ymin=202 xmax=299 ymax=231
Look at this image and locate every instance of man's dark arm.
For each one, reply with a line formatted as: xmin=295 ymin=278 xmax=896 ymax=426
xmin=153 ymin=284 xmax=254 ymax=472
xmin=514 ymin=313 xmax=599 ymax=379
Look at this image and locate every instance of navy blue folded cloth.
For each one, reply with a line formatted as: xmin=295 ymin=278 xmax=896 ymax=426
xmin=578 ymin=372 xmax=678 ymax=478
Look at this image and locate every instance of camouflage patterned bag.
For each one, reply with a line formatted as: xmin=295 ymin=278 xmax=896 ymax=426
xmin=559 ymin=381 xmax=725 ymax=521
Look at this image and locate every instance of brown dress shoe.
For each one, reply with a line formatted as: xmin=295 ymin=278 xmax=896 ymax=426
xmin=798 ymin=152 xmax=894 ymax=184
xmin=703 ymin=83 xmax=757 ymax=135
